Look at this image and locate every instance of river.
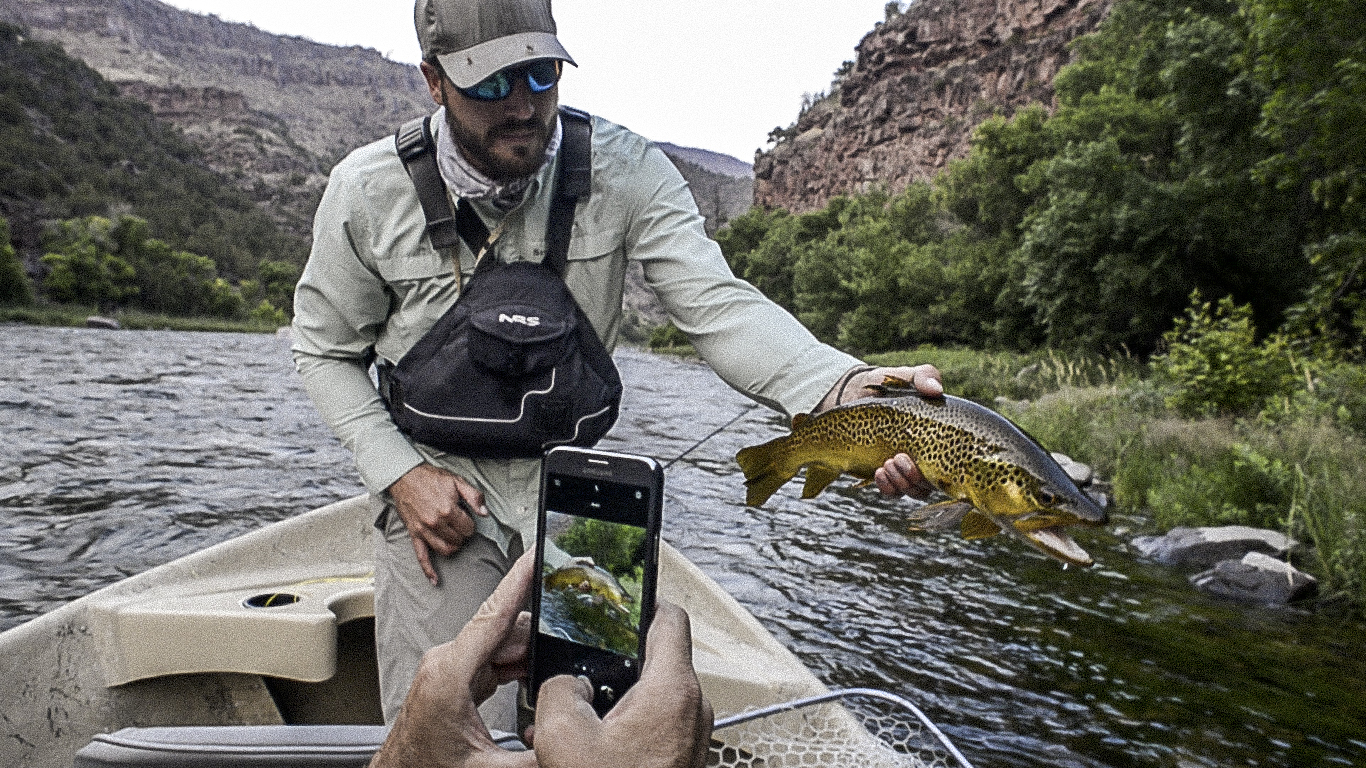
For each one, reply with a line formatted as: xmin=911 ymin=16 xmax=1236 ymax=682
xmin=1 ymin=325 xmax=1363 ymax=767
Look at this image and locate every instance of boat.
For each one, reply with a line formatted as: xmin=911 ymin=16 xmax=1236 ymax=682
xmin=0 ymin=494 xmax=973 ymax=768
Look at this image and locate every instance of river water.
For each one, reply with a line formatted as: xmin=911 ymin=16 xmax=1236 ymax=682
xmin=1 ymin=325 xmax=1363 ymax=767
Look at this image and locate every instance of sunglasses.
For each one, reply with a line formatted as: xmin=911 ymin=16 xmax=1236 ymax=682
xmin=458 ymin=60 xmax=562 ymax=101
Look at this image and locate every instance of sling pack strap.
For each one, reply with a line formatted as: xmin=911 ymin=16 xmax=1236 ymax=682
xmin=395 ymin=116 xmax=462 ymax=251
xmin=395 ymin=106 xmax=593 ymax=275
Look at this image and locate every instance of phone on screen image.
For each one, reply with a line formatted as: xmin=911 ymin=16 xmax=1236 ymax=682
xmin=528 ymin=446 xmax=663 ymax=717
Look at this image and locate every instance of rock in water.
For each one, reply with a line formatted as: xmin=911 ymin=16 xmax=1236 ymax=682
xmin=1190 ymin=552 xmax=1318 ymax=604
xmin=1131 ymin=526 xmax=1295 ymax=568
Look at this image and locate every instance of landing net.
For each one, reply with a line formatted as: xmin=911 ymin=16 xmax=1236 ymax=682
xmin=709 ymin=688 xmax=975 ymax=768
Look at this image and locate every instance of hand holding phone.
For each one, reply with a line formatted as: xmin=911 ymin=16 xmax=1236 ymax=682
xmin=529 ymin=447 xmax=663 ymax=716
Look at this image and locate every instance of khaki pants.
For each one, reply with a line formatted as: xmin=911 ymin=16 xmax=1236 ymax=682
xmin=372 ymin=497 xmax=524 ymax=730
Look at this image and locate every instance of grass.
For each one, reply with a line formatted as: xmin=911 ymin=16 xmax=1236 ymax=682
xmin=870 ymin=345 xmax=1366 ymax=613
xmin=0 ymin=302 xmax=286 ymax=333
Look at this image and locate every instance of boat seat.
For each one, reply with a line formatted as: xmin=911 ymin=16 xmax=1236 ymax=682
xmin=72 ymin=725 xmax=526 ymax=767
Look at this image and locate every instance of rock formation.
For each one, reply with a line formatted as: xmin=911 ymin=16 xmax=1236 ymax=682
xmin=754 ymin=0 xmax=1113 ymax=213
xmin=1 ymin=0 xmax=752 ymax=325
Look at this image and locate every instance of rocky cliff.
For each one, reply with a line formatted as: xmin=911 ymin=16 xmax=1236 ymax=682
xmin=1 ymin=0 xmax=752 ymax=327
xmin=0 ymin=0 xmax=752 ymax=230
xmin=754 ymin=0 xmax=1112 ymax=213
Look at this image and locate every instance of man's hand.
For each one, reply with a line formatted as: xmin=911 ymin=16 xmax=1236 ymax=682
xmin=815 ymin=364 xmax=943 ymax=500
xmin=369 ymin=551 xmax=537 ymax=768
xmin=388 ymin=463 xmax=489 ymax=585
xmin=531 ymin=602 xmax=713 ymax=768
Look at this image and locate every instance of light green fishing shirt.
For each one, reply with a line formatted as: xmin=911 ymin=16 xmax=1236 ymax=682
xmin=291 ymin=111 xmax=859 ymax=552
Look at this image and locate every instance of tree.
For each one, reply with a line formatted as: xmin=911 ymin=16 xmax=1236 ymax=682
xmin=1245 ymin=0 xmax=1366 ymax=353
xmin=0 ymin=216 xmax=32 ymax=305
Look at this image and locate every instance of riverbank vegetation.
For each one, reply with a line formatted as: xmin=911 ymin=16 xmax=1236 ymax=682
xmin=0 ymin=22 xmax=306 ymax=327
xmin=720 ymin=0 xmax=1365 ymax=611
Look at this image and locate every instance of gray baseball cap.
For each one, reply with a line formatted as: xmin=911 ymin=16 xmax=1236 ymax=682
xmin=415 ymin=0 xmax=576 ymax=89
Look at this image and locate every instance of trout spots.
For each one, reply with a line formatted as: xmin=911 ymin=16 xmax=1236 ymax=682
xmin=736 ymin=391 xmax=1107 ymax=565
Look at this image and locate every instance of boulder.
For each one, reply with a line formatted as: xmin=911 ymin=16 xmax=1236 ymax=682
xmin=1050 ymin=452 xmax=1094 ymax=486
xmin=1190 ymin=552 xmax=1319 ymax=605
xmin=1130 ymin=526 xmax=1295 ymax=568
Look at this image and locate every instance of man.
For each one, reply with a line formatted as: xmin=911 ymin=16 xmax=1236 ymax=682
xmin=369 ymin=550 xmax=712 ymax=768
xmin=292 ymin=0 xmax=942 ymax=728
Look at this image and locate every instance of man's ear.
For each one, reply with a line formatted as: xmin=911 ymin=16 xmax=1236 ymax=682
xmin=419 ymin=61 xmax=446 ymax=106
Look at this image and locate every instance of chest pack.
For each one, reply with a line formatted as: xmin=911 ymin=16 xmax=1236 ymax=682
xmin=377 ymin=107 xmax=622 ymax=459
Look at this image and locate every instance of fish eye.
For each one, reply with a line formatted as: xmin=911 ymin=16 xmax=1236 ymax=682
xmin=1039 ymin=490 xmax=1058 ymax=504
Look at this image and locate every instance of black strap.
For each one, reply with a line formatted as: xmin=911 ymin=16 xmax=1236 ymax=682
xmin=545 ymin=106 xmax=592 ymax=275
xmin=395 ymin=108 xmax=593 ymax=276
xmin=395 ymin=116 xmax=462 ymax=251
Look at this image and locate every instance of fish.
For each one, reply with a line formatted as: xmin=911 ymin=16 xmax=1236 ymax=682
xmin=543 ymin=562 xmax=635 ymax=612
xmin=734 ymin=377 xmax=1108 ymax=566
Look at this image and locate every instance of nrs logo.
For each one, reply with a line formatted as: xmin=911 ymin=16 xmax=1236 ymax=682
xmin=498 ymin=313 xmax=541 ymax=327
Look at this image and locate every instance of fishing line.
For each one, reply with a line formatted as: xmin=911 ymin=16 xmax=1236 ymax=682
xmin=663 ymin=403 xmax=761 ymax=470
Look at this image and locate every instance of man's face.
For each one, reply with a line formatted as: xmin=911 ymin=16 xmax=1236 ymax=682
xmin=421 ymin=61 xmax=559 ymax=181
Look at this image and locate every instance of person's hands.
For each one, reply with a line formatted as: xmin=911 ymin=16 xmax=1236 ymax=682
xmin=815 ymin=364 xmax=943 ymax=500
xmin=369 ymin=550 xmax=537 ymax=768
xmin=531 ymin=602 xmax=713 ymax=768
xmin=388 ymin=463 xmax=489 ymax=585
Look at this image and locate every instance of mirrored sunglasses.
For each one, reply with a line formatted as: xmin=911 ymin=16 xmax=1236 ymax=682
xmin=459 ymin=60 xmax=562 ymax=101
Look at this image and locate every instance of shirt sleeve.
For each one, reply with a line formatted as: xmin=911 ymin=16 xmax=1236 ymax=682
xmin=290 ymin=158 xmax=426 ymax=495
xmin=620 ymin=141 xmax=861 ymax=416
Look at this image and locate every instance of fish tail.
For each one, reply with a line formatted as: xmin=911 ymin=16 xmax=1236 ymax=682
xmin=735 ymin=438 xmax=801 ymax=507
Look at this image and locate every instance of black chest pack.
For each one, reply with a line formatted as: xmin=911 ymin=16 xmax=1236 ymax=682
xmin=376 ymin=107 xmax=622 ymax=459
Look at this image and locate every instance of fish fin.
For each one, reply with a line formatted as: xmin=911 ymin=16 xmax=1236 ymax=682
xmin=906 ymin=500 xmax=973 ymax=531
xmin=960 ymin=510 xmax=1003 ymax=540
xmin=736 ymin=439 xmax=798 ymax=507
xmin=791 ymin=412 xmax=812 ymax=428
xmin=800 ymin=464 xmax=842 ymax=499
xmin=866 ymin=375 xmax=916 ymax=398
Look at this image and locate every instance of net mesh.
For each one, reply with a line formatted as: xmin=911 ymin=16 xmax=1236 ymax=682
xmin=709 ymin=690 xmax=965 ymax=768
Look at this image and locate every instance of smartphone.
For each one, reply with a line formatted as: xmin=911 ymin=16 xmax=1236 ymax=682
xmin=528 ymin=446 xmax=663 ymax=717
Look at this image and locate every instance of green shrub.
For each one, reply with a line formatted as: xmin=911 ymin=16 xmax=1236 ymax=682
xmin=0 ymin=216 xmax=32 ymax=305
xmin=648 ymin=322 xmax=692 ymax=351
xmin=1151 ymin=291 xmax=1295 ymax=417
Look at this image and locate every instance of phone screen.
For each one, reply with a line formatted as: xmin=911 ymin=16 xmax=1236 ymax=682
xmin=531 ymin=457 xmax=660 ymax=714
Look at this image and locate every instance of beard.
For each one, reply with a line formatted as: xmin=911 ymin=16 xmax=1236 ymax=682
xmin=445 ymin=112 xmax=556 ymax=182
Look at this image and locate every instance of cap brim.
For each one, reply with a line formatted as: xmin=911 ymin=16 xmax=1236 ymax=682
xmin=435 ymin=31 xmax=575 ymax=88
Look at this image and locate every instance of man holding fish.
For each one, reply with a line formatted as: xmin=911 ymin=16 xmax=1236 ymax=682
xmin=292 ymin=0 xmax=943 ymax=731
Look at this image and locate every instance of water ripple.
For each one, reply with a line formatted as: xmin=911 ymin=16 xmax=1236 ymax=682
xmin=2 ymin=328 xmax=1364 ymax=767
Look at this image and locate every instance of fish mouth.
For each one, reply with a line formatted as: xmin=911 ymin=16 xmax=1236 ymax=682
xmin=1021 ymin=525 xmax=1094 ymax=566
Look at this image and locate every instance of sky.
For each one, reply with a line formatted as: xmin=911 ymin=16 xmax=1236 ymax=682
xmin=160 ymin=0 xmax=898 ymax=162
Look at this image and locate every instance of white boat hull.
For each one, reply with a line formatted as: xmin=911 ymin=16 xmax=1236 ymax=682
xmin=0 ymin=495 xmax=827 ymax=768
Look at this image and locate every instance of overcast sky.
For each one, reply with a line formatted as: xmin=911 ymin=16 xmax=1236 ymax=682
xmin=160 ymin=0 xmax=896 ymax=162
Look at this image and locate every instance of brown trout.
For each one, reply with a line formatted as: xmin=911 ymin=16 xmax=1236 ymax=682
xmin=543 ymin=562 xmax=635 ymax=611
xmin=735 ymin=378 xmax=1108 ymax=566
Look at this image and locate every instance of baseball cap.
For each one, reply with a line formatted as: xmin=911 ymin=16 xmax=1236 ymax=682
xmin=415 ymin=0 xmax=576 ymax=89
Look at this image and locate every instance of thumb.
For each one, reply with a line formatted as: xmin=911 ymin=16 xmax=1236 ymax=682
xmin=532 ymin=674 xmax=601 ymax=747
xmin=538 ymin=674 xmax=596 ymax=715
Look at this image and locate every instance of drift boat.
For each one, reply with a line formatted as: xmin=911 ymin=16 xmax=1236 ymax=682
xmin=0 ymin=494 xmax=973 ymax=768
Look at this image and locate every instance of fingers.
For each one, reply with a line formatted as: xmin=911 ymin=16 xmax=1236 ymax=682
xmin=389 ymin=465 xmax=486 ymax=583
xmin=452 ymin=472 xmax=490 ymax=518
xmin=468 ymin=550 xmax=536 ymax=638
xmin=909 ymin=364 xmax=944 ymax=396
xmin=454 ymin=551 xmax=536 ymax=702
xmin=826 ymin=364 xmax=945 ymax=410
xmin=410 ymin=535 xmax=440 ymax=586
xmin=536 ymin=674 xmax=597 ymax=719
xmin=531 ymin=675 xmax=602 ymax=759
xmin=638 ymin=601 xmax=695 ymax=682
xmin=534 ymin=604 xmax=711 ymax=768
xmin=868 ymin=364 xmax=942 ymax=398
xmin=874 ymin=454 xmax=934 ymax=499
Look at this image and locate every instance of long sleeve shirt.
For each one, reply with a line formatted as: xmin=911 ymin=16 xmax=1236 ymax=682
xmin=291 ymin=111 xmax=859 ymax=551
